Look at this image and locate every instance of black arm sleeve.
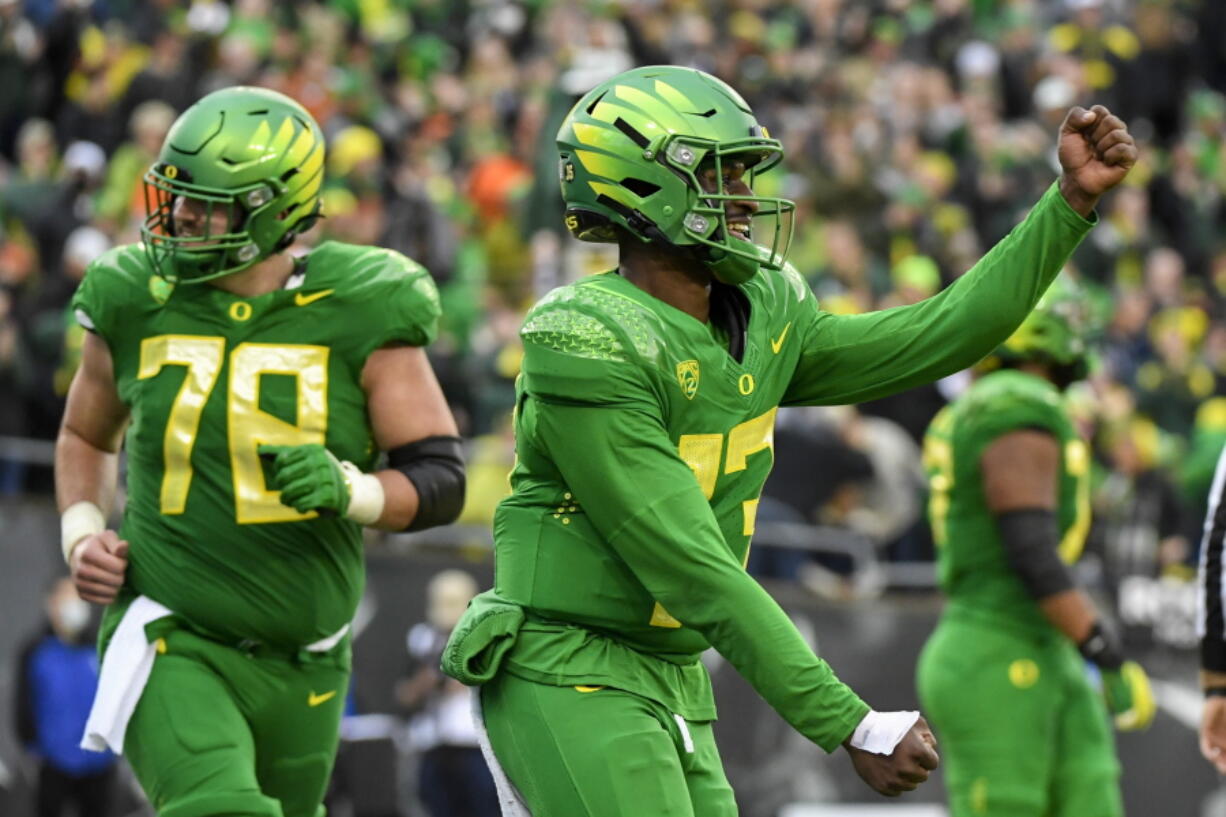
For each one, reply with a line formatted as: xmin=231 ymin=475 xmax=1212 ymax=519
xmin=387 ymin=435 xmax=466 ymax=532
xmin=996 ymin=508 xmax=1076 ymax=600
xmin=1078 ymin=620 xmax=1124 ymax=671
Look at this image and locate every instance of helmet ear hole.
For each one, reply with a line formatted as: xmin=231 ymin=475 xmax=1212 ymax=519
xmin=277 ymin=202 xmax=322 ymax=250
xmin=621 ymin=178 xmax=660 ymax=198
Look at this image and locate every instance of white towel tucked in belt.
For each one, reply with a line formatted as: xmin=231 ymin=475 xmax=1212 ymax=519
xmin=471 ymin=689 xmax=532 ymax=816
xmin=81 ymin=596 xmax=173 ymax=754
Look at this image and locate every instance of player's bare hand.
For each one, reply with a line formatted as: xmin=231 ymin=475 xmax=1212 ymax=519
xmin=1057 ymin=105 xmax=1136 ymax=217
xmin=846 ymin=717 xmax=940 ymax=797
xmin=70 ymin=530 xmax=129 ymax=605
xmin=1201 ymin=697 xmax=1226 ymax=774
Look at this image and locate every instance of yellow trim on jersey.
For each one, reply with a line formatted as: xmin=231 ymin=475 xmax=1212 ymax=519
xmin=1059 ymin=439 xmax=1092 ymax=563
xmin=227 ymin=342 xmax=330 ymax=524
xmin=138 ymin=335 xmax=226 ymax=515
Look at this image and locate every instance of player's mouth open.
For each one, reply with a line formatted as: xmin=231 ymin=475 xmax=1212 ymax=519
xmin=727 ymin=220 xmax=751 ymax=239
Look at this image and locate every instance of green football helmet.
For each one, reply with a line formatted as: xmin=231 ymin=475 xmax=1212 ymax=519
xmin=141 ymin=86 xmax=325 ymax=284
xmin=990 ymin=275 xmax=1094 ymax=382
xmin=556 ymin=65 xmax=795 ymax=284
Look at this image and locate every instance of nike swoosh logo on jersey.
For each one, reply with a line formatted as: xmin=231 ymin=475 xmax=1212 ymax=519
xmin=294 ymin=289 xmax=335 ymax=306
xmin=770 ymin=322 xmax=792 ymax=354
xmin=308 ymin=690 xmax=337 ymax=707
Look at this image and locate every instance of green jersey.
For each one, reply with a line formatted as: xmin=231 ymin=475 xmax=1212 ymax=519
xmin=491 ymin=182 xmax=1093 ymax=751
xmin=923 ymin=369 xmax=1091 ymax=637
xmin=72 ymin=241 xmax=440 ymax=648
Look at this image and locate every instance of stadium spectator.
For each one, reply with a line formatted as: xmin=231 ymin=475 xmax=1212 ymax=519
xmin=13 ymin=576 xmax=116 ymax=817
xmin=396 ymin=570 xmax=498 ymax=817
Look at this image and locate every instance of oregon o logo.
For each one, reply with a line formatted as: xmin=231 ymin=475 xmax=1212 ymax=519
xmin=1008 ymin=658 xmax=1040 ymax=689
xmin=738 ymin=373 xmax=755 ymax=395
xmin=229 ymin=302 xmax=253 ymax=322
xmin=164 ymin=164 xmax=179 ymax=179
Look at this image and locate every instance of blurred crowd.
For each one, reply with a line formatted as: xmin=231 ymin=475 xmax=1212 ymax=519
xmin=1 ymin=0 xmax=1224 ymax=590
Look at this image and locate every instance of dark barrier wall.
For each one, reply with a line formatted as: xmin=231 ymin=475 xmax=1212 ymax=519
xmin=1 ymin=498 xmax=1217 ymax=816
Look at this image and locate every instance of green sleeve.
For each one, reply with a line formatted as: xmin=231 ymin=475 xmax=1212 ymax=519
xmin=70 ymin=265 xmax=109 ymax=339
xmin=528 ymin=393 xmax=870 ymax=752
xmin=963 ymin=385 xmax=1066 ymax=446
xmin=70 ymin=245 xmax=145 ymax=347
xmin=352 ymin=250 xmax=441 ymax=357
xmin=783 ymin=182 xmax=1095 ymax=406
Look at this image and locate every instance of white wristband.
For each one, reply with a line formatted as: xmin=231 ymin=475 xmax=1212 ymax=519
xmin=340 ymin=461 xmax=385 ymax=525
xmin=849 ymin=710 xmax=920 ymax=756
xmin=61 ymin=501 xmax=106 ymax=565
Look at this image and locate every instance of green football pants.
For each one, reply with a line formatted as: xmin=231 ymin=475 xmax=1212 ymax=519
xmin=122 ymin=627 xmax=349 ymax=817
xmin=916 ymin=616 xmax=1122 ymax=817
xmin=481 ymin=672 xmax=737 ymax=817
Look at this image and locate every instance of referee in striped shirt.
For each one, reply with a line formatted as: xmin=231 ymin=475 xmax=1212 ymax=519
xmin=1199 ymin=441 xmax=1226 ymax=772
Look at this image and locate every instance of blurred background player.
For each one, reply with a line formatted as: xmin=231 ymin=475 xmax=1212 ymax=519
xmin=917 ymin=277 xmax=1156 ymax=817
xmin=13 ymin=576 xmax=116 ymax=817
xmin=54 ymin=86 xmax=464 ymax=817
xmin=442 ymin=64 xmax=1134 ymax=815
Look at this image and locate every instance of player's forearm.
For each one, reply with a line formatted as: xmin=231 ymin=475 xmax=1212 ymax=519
xmin=352 ymin=462 xmax=464 ymax=532
xmin=788 ymin=182 xmax=1094 ymax=406
xmin=55 ymin=425 xmax=120 ymax=514
xmin=917 ymin=180 xmax=1094 ymax=356
xmin=371 ymin=435 xmax=466 ymax=531
xmin=1037 ymin=588 xmax=1098 ymax=644
xmin=667 ymin=560 xmax=871 ymax=752
xmin=371 ymin=469 xmax=419 ymax=531
xmin=604 ymin=487 xmax=871 ymax=750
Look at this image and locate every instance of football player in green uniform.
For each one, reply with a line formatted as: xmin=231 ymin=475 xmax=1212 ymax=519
xmin=441 ymin=65 xmax=1136 ymax=816
xmin=54 ymin=86 xmax=465 ymax=817
xmin=917 ymin=279 xmax=1156 ymax=817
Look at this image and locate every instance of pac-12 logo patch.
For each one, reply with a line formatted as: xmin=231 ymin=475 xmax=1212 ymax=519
xmin=676 ymin=359 xmax=700 ymax=400
xmin=148 ymin=276 xmax=174 ymax=305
